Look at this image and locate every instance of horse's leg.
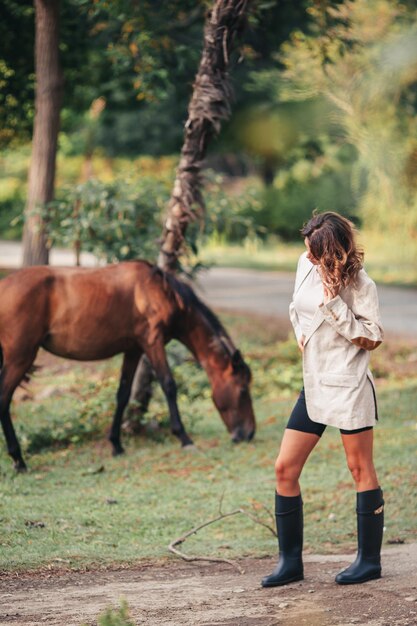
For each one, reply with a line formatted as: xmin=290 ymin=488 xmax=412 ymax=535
xmin=144 ymin=342 xmax=193 ymax=447
xmin=0 ymin=354 xmax=37 ymax=471
xmin=0 ymin=402 xmax=26 ymax=472
xmin=128 ymin=355 xmax=155 ymax=424
xmin=109 ymin=349 xmax=142 ymax=456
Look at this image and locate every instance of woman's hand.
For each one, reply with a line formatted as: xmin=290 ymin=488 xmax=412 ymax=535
xmin=323 ymin=284 xmax=340 ymax=304
xmin=318 ymin=266 xmax=340 ymax=303
xmin=298 ymin=335 xmax=305 ymax=352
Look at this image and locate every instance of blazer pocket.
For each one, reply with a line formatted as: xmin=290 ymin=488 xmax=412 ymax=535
xmin=320 ymin=373 xmax=359 ymax=388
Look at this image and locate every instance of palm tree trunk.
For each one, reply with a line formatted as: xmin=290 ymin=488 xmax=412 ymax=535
xmin=128 ymin=0 xmax=249 ymax=425
xmin=22 ymin=0 xmax=63 ymax=266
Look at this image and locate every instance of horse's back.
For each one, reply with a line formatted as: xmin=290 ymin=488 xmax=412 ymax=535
xmin=0 ymin=266 xmax=56 ymax=316
xmin=0 ymin=261 xmax=153 ymax=301
xmin=0 ymin=261 xmax=181 ymax=360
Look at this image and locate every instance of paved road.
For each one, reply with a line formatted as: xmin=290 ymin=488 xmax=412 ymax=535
xmin=1 ymin=241 xmax=417 ymax=338
xmin=194 ymin=267 xmax=417 ymax=339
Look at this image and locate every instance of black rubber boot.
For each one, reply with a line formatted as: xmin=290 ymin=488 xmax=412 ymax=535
xmin=261 ymin=493 xmax=304 ymax=588
xmin=336 ymin=487 xmax=384 ymax=585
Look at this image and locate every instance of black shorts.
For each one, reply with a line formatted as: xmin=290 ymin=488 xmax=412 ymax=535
xmin=286 ymin=388 xmax=373 ymax=437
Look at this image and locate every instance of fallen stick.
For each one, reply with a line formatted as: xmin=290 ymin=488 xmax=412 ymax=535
xmin=168 ymin=506 xmax=276 ymax=573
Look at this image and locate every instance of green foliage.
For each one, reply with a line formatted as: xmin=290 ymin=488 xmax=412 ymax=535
xmin=17 ymin=378 xmax=115 ymax=454
xmin=0 ymin=145 xmax=29 ymax=238
xmin=0 ymin=189 xmax=24 ymax=239
xmin=225 ymin=137 xmax=359 ymax=241
xmin=0 ymin=0 xmax=34 ymax=146
xmin=0 ymin=0 xmax=94 ymax=147
xmin=199 ymin=172 xmax=265 ymax=244
xmin=280 ymin=0 xmax=417 ymax=236
xmin=249 ymin=336 xmax=303 ymax=399
xmin=0 ymin=0 xmax=312 ymax=155
xmin=46 ymin=178 xmax=168 ymax=263
xmin=62 ymin=1 xmax=207 ymax=156
xmin=89 ymin=599 xmax=135 ymax=626
xmin=259 ymin=167 xmax=357 ymax=240
xmin=43 ymin=171 xmax=264 ymax=263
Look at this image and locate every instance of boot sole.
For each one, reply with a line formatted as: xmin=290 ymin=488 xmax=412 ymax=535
xmin=261 ymin=574 xmax=304 ymax=588
xmin=335 ymin=571 xmax=381 ymax=585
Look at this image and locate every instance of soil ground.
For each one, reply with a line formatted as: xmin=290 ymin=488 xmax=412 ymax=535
xmin=0 ymin=544 xmax=416 ymax=626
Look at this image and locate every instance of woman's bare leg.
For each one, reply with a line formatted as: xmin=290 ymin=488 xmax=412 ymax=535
xmin=336 ymin=429 xmax=383 ymax=584
xmin=275 ymin=429 xmax=321 ymax=495
xmin=340 ymin=429 xmax=379 ymax=492
xmin=262 ymin=428 xmax=320 ymax=587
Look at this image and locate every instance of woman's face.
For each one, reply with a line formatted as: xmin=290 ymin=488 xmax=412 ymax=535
xmin=304 ymin=237 xmax=319 ymax=265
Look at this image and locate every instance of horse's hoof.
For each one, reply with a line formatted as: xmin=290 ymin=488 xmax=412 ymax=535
xmin=112 ymin=447 xmax=125 ymax=457
xmin=14 ymin=460 xmax=28 ymax=473
xmin=182 ymin=443 xmax=199 ymax=453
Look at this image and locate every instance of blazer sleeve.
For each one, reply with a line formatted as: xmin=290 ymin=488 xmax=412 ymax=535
xmin=289 ymin=254 xmax=305 ymax=343
xmin=319 ymin=277 xmax=384 ymax=351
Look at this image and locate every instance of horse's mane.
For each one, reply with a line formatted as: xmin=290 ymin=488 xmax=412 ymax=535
xmin=152 ymin=266 xmax=251 ymax=379
xmin=155 ymin=266 xmax=229 ymax=338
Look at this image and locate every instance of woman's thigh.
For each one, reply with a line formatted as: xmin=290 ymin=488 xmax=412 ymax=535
xmin=340 ymin=428 xmax=375 ymax=463
xmin=340 ymin=429 xmax=379 ymax=489
xmin=276 ymin=428 xmax=321 ymax=476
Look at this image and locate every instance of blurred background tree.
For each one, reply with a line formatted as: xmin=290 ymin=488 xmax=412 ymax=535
xmin=279 ymin=0 xmax=417 ymax=237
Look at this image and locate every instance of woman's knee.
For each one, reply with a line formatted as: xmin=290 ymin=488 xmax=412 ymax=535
xmin=347 ymin=462 xmax=362 ymax=484
xmin=274 ymin=457 xmax=302 ymax=485
xmin=346 ymin=458 xmax=376 ymax=485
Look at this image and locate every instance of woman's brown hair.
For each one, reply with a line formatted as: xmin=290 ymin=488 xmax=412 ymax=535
xmin=301 ymin=211 xmax=364 ymax=291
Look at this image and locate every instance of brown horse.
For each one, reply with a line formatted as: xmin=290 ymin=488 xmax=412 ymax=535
xmin=0 ymin=261 xmax=255 ymax=471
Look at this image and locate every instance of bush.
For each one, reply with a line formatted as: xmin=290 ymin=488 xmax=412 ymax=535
xmin=202 ymin=172 xmax=264 ymax=243
xmin=242 ymin=139 xmax=360 ymax=241
xmin=46 ymin=172 xmax=264 ymax=264
xmin=47 ymin=178 xmax=169 ymax=262
xmin=259 ymin=168 xmax=357 ymax=240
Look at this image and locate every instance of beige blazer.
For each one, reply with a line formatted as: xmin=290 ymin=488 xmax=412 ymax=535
xmin=289 ymin=252 xmax=384 ymax=430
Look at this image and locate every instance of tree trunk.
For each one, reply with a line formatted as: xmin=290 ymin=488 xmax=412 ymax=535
xmin=128 ymin=0 xmax=249 ymax=424
xmin=158 ymin=0 xmax=249 ymax=272
xmin=22 ymin=0 xmax=63 ymax=266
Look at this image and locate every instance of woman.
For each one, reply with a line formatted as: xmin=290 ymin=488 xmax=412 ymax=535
xmin=262 ymin=211 xmax=384 ymax=588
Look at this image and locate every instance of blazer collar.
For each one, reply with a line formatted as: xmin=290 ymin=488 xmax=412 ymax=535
xmin=295 ymin=256 xmax=325 ymax=346
xmin=304 ymin=307 xmax=325 ymax=346
xmin=294 ymin=255 xmax=314 ymax=295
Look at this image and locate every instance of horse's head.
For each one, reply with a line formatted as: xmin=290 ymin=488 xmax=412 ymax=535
xmin=164 ymin=277 xmax=256 ymax=443
xmin=211 ymin=347 xmax=256 ymax=443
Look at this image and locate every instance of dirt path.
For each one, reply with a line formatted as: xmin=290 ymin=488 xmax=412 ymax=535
xmin=0 ymin=544 xmax=416 ymax=625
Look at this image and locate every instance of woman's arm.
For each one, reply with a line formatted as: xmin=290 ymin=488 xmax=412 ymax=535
xmin=319 ymin=278 xmax=383 ymax=351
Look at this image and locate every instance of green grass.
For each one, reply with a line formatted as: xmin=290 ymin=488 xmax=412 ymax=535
xmin=85 ymin=600 xmax=136 ymax=626
xmin=0 ymin=314 xmax=416 ymax=574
